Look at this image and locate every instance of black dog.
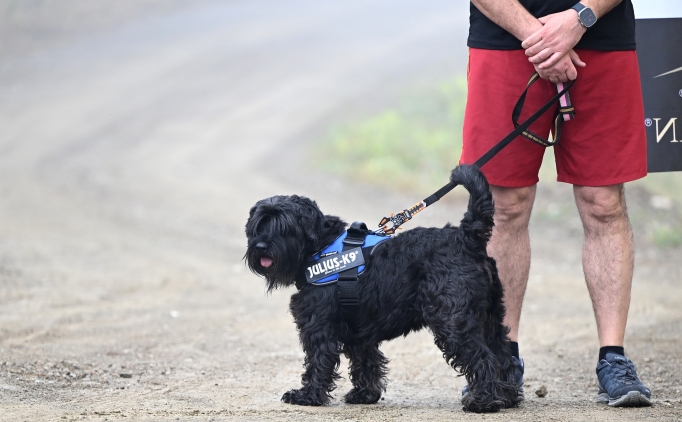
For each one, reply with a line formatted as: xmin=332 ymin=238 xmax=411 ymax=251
xmin=244 ymin=165 xmax=520 ymax=413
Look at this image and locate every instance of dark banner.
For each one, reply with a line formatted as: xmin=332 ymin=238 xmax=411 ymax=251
xmin=636 ymin=18 xmax=682 ymax=173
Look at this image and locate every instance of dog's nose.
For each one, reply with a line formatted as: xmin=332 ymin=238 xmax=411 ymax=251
xmin=255 ymin=242 xmax=268 ymax=251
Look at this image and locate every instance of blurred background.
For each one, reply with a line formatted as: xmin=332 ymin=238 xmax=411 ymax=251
xmin=0 ymin=1 xmax=681 ymax=420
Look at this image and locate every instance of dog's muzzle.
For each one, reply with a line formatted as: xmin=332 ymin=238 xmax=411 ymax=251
xmin=254 ymin=242 xmax=274 ymax=268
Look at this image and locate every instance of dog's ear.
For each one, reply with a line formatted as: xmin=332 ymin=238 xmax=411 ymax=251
xmin=287 ymin=195 xmax=328 ymax=246
xmin=246 ymin=204 xmax=258 ymax=229
xmin=245 ymin=203 xmax=257 ymax=238
xmin=323 ymin=214 xmax=346 ymax=233
xmin=245 ymin=198 xmax=271 ymax=236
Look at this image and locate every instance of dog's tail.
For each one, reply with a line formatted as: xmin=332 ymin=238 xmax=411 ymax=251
xmin=449 ymin=164 xmax=495 ymax=250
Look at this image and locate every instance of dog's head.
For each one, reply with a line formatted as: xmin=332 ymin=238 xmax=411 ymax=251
xmin=245 ymin=195 xmax=345 ymax=290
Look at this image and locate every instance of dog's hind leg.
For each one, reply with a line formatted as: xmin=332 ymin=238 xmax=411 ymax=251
xmin=483 ymin=258 xmax=522 ymax=408
xmin=428 ymin=316 xmax=509 ymax=412
xmin=483 ymin=316 xmax=522 ymax=409
xmin=342 ymin=342 xmax=388 ymax=404
xmin=422 ymin=277 xmax=515 ymax=413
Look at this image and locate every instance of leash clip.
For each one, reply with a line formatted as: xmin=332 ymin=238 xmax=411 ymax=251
xmin=374 ymin=201 xmax=426 ymax=235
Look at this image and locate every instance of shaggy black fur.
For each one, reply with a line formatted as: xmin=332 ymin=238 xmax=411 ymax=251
xmin=244 ymin=165 xmax=521 ymax=413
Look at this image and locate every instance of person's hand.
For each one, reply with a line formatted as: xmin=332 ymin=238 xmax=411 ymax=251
xmin=534 ymin=49 xmax=586 ymax=83
xmin=522 ymin=10 xmax=586 ymax=70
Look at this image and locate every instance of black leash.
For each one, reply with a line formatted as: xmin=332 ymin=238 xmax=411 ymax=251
xmin=375 ymin=73 xmax=576 ymax=235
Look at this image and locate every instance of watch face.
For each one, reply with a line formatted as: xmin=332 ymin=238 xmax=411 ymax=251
xmin=579 ymin=8 xmax=598 ymax=27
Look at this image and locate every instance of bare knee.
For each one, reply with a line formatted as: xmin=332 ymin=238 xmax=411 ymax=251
xmin=490 ymin=185 xmax=536 ymax=230
xmin=574 ymin=185 xmax=628 ymax=230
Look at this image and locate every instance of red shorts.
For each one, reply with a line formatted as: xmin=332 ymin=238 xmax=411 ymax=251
xmin=460 ymin=48 xmax=647 ymax=187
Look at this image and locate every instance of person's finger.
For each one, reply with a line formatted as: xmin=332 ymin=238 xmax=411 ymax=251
xmin=549 ymin=75 xmax=559 ymax=84
xmin=528 ymin=48 xmax=552 ymax=64
xmin=535 ymin=66 xmax=557 ymax=82
xmin=524 ymin=38 xmax=548 ymax=56
xmin=537 ymin=51 xmax=563 ymax=68
xmin=567 ymin=64 xmax=578 ymax=80
xmin=521 ymin=31 xmax=543 ymax=50
xmin=539 ymin=69 xmax=553 ymax=81
xmin=535 ymin=67 xmax=547 ymax=80
xmin=569 ymin=49 xmax=586 ymax=67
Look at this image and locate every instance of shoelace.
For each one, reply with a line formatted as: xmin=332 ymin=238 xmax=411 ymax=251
xmin=611 ymin=358 xmax=638 ymax=384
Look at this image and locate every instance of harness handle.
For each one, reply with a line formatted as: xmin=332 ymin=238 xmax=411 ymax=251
xmin=375 ymin=73 xmax=576 ymax=235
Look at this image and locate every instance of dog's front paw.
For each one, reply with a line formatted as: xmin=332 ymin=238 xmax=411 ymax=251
xmin=344 ymin=388 xmax=381 ymax=404
xmin=281 ymin=388 xmax=328 ymax=406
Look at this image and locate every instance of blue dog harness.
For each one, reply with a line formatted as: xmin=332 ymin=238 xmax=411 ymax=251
xmin=305 ymin=222 xmax=390 ymax=322
xmin=306 ymin=229 xmax=389 ymax=285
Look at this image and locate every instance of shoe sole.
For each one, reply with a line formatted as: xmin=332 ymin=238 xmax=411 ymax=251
xmin=597 ymin=391 xmax=652 ymax=407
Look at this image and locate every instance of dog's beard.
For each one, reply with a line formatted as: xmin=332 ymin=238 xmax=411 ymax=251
xmin=245 ymin=235 xmax=305 ymax=291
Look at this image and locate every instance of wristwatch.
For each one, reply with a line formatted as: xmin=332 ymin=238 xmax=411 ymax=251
xmin=571 ymin=3 xmax=597 ymax=28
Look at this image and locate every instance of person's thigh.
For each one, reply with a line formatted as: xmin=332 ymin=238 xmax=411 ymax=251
xmin=461 ymin=48 xmax=556 ymax=188
xmin=554 ymin=49 xmax=647 ymax=186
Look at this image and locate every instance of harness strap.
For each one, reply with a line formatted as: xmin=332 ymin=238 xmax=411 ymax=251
xmin=337 ymin=221 xmax=370 ymax=324
xmin=375 ymin=73 xmax=576 ymax=235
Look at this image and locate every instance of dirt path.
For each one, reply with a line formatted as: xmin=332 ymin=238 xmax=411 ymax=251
xmin=0 ymin=1 xmax=680 ymax=420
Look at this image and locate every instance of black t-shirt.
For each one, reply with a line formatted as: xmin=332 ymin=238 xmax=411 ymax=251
xmin=468 ymin=0 xmax=636 ymax=50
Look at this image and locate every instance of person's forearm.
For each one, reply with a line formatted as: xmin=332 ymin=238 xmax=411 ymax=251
xmin=473 ymin=0 xmax=623 ymax=40
xmin=471 ymin=0 xmax=542 ymax=42
xmin=580 ymin=0 xmax=622 ymax=20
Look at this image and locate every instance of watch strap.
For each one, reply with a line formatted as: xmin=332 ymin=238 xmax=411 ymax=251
xmin=571 ymin=3 xmax=586 ymax=13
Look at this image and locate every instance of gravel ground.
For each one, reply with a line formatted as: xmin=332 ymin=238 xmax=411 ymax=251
xmin=0 ymin=1 xmax=680 ymax=421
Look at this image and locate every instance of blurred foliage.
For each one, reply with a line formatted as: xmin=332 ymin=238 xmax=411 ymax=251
xmin=651 ymin=223 xmax=682 ymax=248
xmin=314 ymin=77 xmax=467 ymax=193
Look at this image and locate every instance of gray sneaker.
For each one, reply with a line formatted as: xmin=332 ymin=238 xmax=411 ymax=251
xmin=462 ymin=356 xmax=524 ymax=399
xmin=596 ymin=353 xmax=651 ymax=407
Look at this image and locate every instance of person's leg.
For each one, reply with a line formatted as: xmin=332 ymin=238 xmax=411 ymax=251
xmin=487 ymin=184 xmax=536 ymax=342
xmin=573 ymin=184 xmax=632 ymax=347
xmin=552 ymin=50 xmax=650 ymax=406
xmin=574 ymin=184 xmax=651 ymax=406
